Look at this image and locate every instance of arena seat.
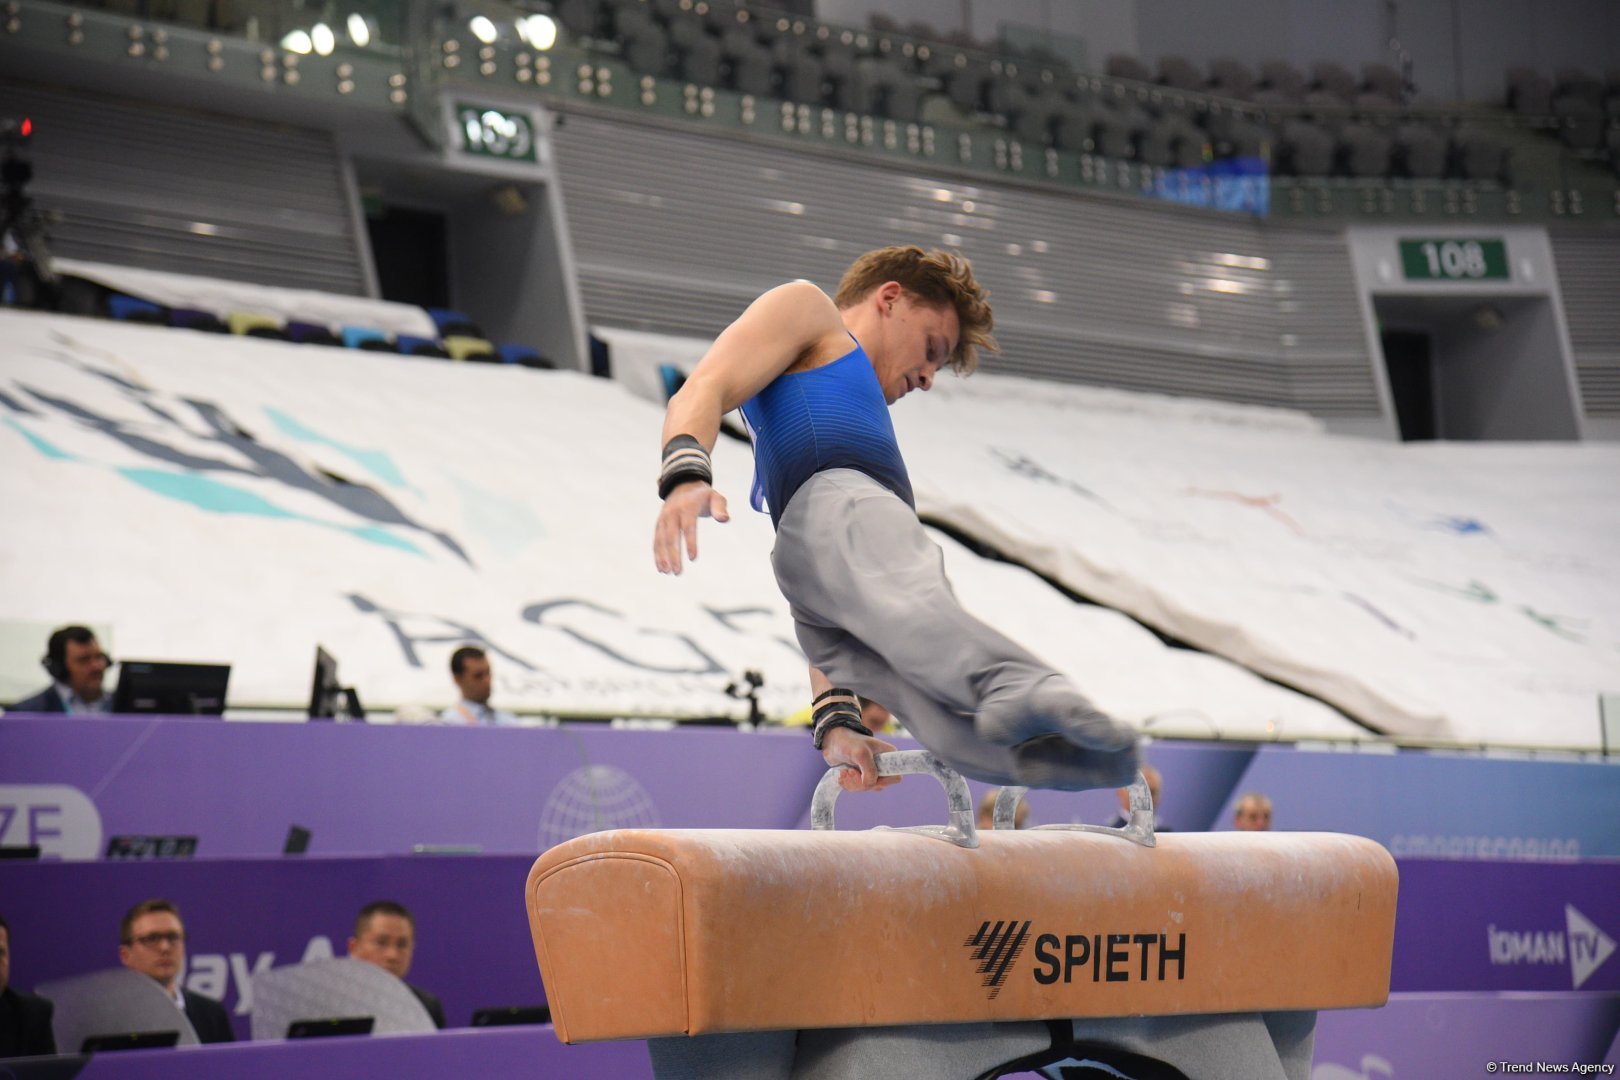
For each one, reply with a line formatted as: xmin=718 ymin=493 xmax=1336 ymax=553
xmin=1339 ymin=122 xmax=1394 ymax=177
xmin=106 ymin=293 xmax=165 ymax=323
xmin=623 ymin=24 xmax=674 ymax=79
xmin=1207 ymin=57 xmax=1256 ymax=99
xmin=678 ymin=33 xmax=723 ymax=85
xmin=1157 ymin=55 xmax=1203 ymax=93
xmin=283 ymin=320 xmax=342 ymax=347
xmin=445 ymin=335 xmax=499 ymax=362
xmin=1394 ymin=122 xmax=1448 ymax=179
xmin=604 ymin=0 xmax=653 ymax=40
xmin=497 ymin=342 xmax=552 ymax=367
xmin=1140 ymin=117 xmax=1207 ymax=168
xmin=426 ymin=307 xmax=482 ymax=338
xmin=1009 ymin=94 xmax=1062 ymax=145
xmin=1220 ymin=117 xmax=1272 ymax=159
xmin=397 ymin=334 xmax=452 ymax=358
xmin=775 ymin=52 xmax=822 ymax=106
xmin=1310 ymin=61 xmax=1358 ymax=102
xmin=341 ymin=325 xmax=395 ymax=351
xmin=1362 ymin=63 xmax=1404 ymax=102
xmin=1094 ymin=104 xmax=1147 ymax=160
xmin=1353 ymin=90 xmax=1398 ymax=109
xmin=555 ymin=0 xmax=600 ymax=39
xmin=984 ymin=76 xmax=1029 ymax=122
xmin=1278 ymin=119 xmax=1334 ymax=176
xmin=727 ymin=40 xmax=774 ymax=97
xmin=226 ymin=311 xmax=285 ymax=339
xmin=1251 ymin=87 xmax=1299 ymax=110
xmin=663 ymin=9 xmax=706 ymax=53
xmin=1105 ymin=54 xmax=1153 ymax=84
xmin=1554 ymin=67 xmax=1605 ymax=106
xmin=169 ymin=307 xmax=228 ymax=333
xmin=1554 ymin=97 xmax=1605 ymax=150
xmin=1258 ymin=59 xmax=1307 ymax=99
xmin=918 ymin=92 xmax=965 ymax=126
xmin=1052 ymin=105 xmax=1099 ymax=153
xmin=1506 ymin=67 xmax=1552 ymax=114
xmin=1453 ymin=125 xmax=1508 ymax=181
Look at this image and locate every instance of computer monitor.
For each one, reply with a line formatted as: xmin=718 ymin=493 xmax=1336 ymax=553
xmin=286 ymin=1016 xmax=374 ymax=1039
xmin=110 ymin=661 xmax=229 ymax=716
xmin=80 ymin=1030 xmax=181 ymax=1052
xmin=308 ymin=646 xmax=340 ymax=720
xmin=307 ymin=646 xmax=364 ymax=722
xmin=471 ymin=1005 xmax=551 ymax=1027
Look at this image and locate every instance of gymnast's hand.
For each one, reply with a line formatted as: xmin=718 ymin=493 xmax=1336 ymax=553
xmin=822 ymin=727 xmax=902 ymax=793
xmin=654 ymin=480 xmax=730 ymax=575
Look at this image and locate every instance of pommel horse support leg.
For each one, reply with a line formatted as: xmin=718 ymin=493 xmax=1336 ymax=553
xmin=526 ymin=751 xmax=1398 ymax=1080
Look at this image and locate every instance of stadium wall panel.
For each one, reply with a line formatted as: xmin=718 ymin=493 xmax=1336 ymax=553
xmin=550 ymin=112 xmax=1381 ymax=418
xmin=5 ymin=80 xmax=369 ymax=296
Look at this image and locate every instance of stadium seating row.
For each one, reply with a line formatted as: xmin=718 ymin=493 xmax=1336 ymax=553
xmin=548 ymin=0 xmax=1617 ymax=181
xmin=96 ymin=288 xmax=551 ymax=366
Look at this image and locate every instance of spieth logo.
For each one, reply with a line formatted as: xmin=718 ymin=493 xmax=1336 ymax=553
xmin=964 ymin=920 xmax=1189 ymax=999
xmin=1487 ymin=905 xmax=1616 ymax=989
xmin=963 ymin=920 xmax=1032 ymax=1000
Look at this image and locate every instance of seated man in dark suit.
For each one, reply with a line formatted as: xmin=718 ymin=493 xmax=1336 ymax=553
xmin=347 ymin=900 xmax=446 ymax=1028
xmin=117 ymin=899 xmax=234 ymax=1043
xmin=8 ymin=625 xmax=114 ymax=715
xmin=0 ymin=914 xmax=57 ymax=1057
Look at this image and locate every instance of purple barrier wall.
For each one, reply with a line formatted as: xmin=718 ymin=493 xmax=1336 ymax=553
xmin=0 ymin=717 xmax=1258 ymax=859
xmin=63 ymin=1025 xmax=653 ymax=1079
xmin=1213 ymin=745 xmax=1620 ymax=857
xmin=1 ymin=716 xmax=829 ymax=859
xmin=1391 ymin=859 xmax=1620 ymax=994
xmin=0 ymin=855 xmax=546 ymax=1039
xmin=1313 ymin=992 xmax=1620 ymax=1077
xmin=7 ymin=851 xmax=1619 ymax=1041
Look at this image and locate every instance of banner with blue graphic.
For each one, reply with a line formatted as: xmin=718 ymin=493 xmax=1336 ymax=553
xmin=1151 ymin=155 xmax=1270 ymax=216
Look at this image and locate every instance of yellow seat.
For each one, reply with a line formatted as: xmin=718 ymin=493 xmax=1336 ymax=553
xmin=445 ymin=335 xmax=498 ymax=361
xmin=226 ymin=311 xmax=284 ymax=338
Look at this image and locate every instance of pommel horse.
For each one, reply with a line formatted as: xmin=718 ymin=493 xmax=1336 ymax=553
xmin=526 ymin=751 xmax=1397 ymax=1079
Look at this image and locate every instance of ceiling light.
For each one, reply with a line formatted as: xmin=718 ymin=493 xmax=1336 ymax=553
xmin=280 ymin=28 xmax=312 ymax=54
xmin=517 ymin=13 xmax=556 ymax=49
xmin=347 ymin=13 xmax=371 ymax=47
xmin=469 ymin=15 xmax=498 ymax=44
xmin=311 ymin=22 xmax=335 ymax=55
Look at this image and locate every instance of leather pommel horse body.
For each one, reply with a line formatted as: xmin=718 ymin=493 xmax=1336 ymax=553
xmin=525 ymin=753 xmax=1397 ymax=1052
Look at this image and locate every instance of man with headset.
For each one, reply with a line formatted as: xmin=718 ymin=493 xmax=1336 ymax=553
xmin=7 ymin=624 xmax=115 ymax=714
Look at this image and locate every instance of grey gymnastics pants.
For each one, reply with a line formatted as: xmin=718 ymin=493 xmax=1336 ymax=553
xmin=771 ymin=469 xmax=1138 ymax=790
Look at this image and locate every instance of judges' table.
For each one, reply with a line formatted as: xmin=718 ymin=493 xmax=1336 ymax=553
xmin=0 ymin=854 xmax=544 ymax=1040
xmin=22 ymin=1026 xmax=651 ymax=1079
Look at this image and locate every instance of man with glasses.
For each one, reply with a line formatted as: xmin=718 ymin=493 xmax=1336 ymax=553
xmin=117 ymin=899 xmax=234 ymax=1043
xmin=7 ymin=625 xmax=116 ymax=714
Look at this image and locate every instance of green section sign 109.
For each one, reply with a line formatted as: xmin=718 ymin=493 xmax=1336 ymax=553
xmin=1398 ymin=238 xmax=1509 ymax=281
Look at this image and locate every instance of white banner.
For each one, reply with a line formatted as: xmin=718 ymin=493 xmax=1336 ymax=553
xmin=0 ymin=311 xmax=1351 ymax=739
xmin=896 ymin=373 xmax=1620 ymax=749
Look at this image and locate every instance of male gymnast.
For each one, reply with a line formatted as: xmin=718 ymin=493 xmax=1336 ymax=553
xmin=653 ymin=246 xmax=1138 ymax=794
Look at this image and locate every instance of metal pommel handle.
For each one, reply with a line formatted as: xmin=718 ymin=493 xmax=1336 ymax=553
xmin=811 ymin=750 xmax=979 ymax=848
xmin=989 ymin=772 xmax=1157 ymax=848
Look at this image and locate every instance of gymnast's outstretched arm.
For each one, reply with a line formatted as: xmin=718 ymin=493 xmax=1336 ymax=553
xmin=653 ymin=281 xmax=847 ymax=575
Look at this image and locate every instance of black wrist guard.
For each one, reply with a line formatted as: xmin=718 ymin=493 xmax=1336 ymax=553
xmin=659 ymin=434 xmax=713 ymax=499
xmin=811 ymin=688 xmax=873 ymax=750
